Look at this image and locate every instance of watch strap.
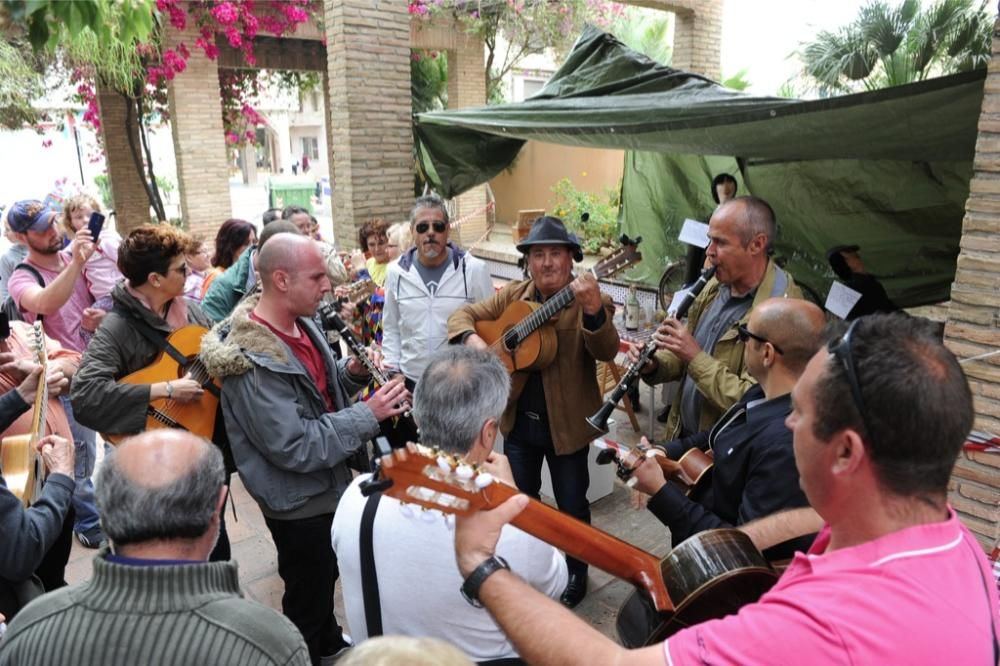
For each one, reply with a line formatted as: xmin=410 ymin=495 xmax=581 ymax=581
xmin=460 ymin=555 xmax=509 ymax=608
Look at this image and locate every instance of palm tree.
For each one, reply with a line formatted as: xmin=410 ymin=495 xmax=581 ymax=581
xmin=800 ymin=0 xmax=992 ymax=95
xmin=610 ymin=7 xmax=673 ymax=66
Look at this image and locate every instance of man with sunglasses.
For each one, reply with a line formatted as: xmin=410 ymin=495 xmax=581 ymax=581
xmin=631 ymin=196 xmax=800 ymax=441
xmin=382 ymin=195 xmax=493 ymax=445
xmin=630 ymin=298 xmax=825 ymax=559
xmin=451 ymin=312 xmax=1000 ymax=665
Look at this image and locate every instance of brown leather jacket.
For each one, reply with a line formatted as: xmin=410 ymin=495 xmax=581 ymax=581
xmin=448 ymin=279 xmax=619 ymax=455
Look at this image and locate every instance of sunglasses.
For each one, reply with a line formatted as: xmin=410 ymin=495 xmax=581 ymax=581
xmin=736 ymin=324 xmax=784 ymax=354
xmin=415 ymin=221 xmax=447 ymax=234
xmin=828 ymin=319 xmax=873 ymax=439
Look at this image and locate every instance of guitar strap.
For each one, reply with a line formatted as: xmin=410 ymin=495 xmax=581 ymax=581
xmin=112 ymin=305 xmax=220 ymax=398
xmin=359 ymin=490 xmax=384 ymax=638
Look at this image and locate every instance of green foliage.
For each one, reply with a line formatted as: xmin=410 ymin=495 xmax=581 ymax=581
xmin=609 ymin=6 xmax=673 ymax=65
xmin=93 ymin=173 xmax=112 ymax=210
xmin=550 ymin=178 xmax=621 ymax=254
xmin=0 ymin=38 xmax=43 ymax=128
xmin=411 ymin=51 xmax=448 ymax=114
xmin=721 ymin=68 xmax=751 ymax=91
xmin=800 ymin=0 xmax=993 ymax=94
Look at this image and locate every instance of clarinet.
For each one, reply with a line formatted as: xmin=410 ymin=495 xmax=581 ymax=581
xmin=586 ymin=265 xmax=717 ymax=434
xmin=316 ymin=303 xmax=411 ymax=416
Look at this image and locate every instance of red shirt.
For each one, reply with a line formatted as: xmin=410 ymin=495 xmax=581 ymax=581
xmin=250 ymin=311 xmax=334 ymax=412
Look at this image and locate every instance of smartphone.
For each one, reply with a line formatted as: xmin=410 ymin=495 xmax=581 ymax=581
xmin=0 ymin=312 xmax=9 ymax=342
xmin=87 ymin=211 xmax=106 ymax=241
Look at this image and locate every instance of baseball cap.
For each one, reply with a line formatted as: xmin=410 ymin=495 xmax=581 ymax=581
xmin=7 ymin=200 xmax=58 ymax=234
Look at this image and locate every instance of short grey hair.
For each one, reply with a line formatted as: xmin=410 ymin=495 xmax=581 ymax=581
xmin=95 ymin=440 xmax=225 ymax=547
xmin=413 ymin=347 xmax=510 ymax=455
xmin=409 ymin=194 xmax=450 ymax=226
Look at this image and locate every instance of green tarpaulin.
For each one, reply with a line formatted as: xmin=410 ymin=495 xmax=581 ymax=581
xmin=414 ymin=26 xmax=984 ymax=307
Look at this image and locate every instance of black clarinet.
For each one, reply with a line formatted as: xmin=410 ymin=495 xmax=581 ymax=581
xmin=316 ymin=303 xmax=411 ymax=416
xmin=586 ymin=265 xmax=717 ymax=434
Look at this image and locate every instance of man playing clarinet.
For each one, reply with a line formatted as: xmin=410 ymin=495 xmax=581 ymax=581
xmin=448 ymin=216 xmax=619 ymax=608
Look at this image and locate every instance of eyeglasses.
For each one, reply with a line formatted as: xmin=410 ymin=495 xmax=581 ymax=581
xmin=736 ymin=324 xmax=784 ymax=354
xmin=828 ymin=319 xmax=873 ymax=439
xmin=168 ymin=263 xmax=188 ymax=277
xmin=414 ymin=221 xmax=447 ymax=234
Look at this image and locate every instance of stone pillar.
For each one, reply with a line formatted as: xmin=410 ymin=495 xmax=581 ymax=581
xmin=164 ymin=24 xmax=232 ymax=241
xmin=944 ymin=18 xmax=1000 ymax=551
xmin=668 ymin=0 xmax=723 ymax=82
xmin=325 ymin=0 xmax=414 ymax=251
xmin=241 ymin=143 xmax=258 ymax=185
xmin=96 ymin=85 xmax=153 ymax=233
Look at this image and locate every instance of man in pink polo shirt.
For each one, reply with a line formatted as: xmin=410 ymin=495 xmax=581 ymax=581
xmin=452 ymin=312 xmax=1000 ymax=665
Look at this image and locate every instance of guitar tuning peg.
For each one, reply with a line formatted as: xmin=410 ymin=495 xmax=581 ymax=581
xmin=474 ymin=473 xmax=494 ymax=489
xmin=444 ymin=514 xmax=456 ymax=531
xmin=419 ymin=508 xmax=438 ymax=523
xmin=398 ymin=502 xmax=415 ymax=518
xmin=454 ymin=464 xmax=474 ymax=480
xmin=436 ymin=456 xmax=451 ymax=473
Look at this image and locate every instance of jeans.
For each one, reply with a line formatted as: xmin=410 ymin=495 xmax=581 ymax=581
xmin=59 ymin=395 xmax=101 ymax=534
xmin=505 ymin=413 xmax=591 ymax=577
xmin=264 ymin=513 xmax=347 ymax=665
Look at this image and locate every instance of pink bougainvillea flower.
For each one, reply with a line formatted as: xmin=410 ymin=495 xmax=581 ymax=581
xmin=210 ymin=2 xmax=239 ymax=25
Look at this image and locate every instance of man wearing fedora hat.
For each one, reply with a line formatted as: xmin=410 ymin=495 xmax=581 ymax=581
xmin=448 ymin=215 xmax=619 ymax=608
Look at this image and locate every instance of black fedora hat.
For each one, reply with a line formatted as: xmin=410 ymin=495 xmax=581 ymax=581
xmin=516 ymin=215 xmax=583 ymax=262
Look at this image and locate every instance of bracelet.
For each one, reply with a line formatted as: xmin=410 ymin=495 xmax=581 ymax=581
xmin=460 ymin=555 xmax=509 ymax=608
xmin=165 ymin=381 xmax=174 ymax=399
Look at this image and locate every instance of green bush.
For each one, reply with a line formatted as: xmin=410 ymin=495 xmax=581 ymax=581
xmin=93 ymin=174 xmax=113 ymax=210
xmin=550 ymin=178 xmax=621 ymax=254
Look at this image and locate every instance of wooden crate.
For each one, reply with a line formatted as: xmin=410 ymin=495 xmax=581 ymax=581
xmin=513 ymin=209 xmax=545 ymax=244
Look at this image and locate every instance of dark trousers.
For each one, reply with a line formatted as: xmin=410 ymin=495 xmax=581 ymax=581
xmin=34 ymin=506 xmax=75 ymax=592
xmin=264 ymin=513 xmax=346 ymax=665
xmin=505 ymin=420 xmax=591 ymax=577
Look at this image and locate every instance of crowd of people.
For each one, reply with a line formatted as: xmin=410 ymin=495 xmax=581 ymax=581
xmin=0 ymin=187 xmax=996 ymax=666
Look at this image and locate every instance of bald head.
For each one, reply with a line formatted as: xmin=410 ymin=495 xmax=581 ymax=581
xmin=716 ymin=196 xmax=776 ymax=250
xmin=256 ymin=232 xmax=321 ymax=287
xmin=96 ymin=431 xmax=225 ymax=548
xmin=750 ymin=298 xmax=826 ymax=374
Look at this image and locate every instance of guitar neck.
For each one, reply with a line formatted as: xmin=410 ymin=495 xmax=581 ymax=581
xmin=482 ymin=482 xmax=674 ymax=613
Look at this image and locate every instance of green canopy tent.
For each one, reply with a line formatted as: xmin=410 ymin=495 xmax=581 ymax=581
xmin=414 ymin=25 xmax=984 ymax=307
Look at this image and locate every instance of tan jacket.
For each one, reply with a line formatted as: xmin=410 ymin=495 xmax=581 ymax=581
xmin=448 ymin=279 xmax=619 ymax=455
xmin=645 ymin=260 xmax=801 ymax=439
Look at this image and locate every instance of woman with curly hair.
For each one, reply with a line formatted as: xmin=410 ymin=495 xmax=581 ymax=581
xmin=199 ymin=218 xmax=257 ymax=298
xmin=354 ymin=217 xmax=391 ymax=348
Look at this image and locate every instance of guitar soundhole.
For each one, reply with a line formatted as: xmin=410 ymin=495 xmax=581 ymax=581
xmin=502 ymin=331 xmax=519 ymax=352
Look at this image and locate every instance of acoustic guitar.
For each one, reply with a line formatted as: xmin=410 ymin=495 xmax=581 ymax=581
xmin=594 ymin=437 xmax=714 ymax=498
xmin=361 ymin=442 xmax=778 ymax=646
xmin=103 ymin=325 xmax=221 ymax=445
xmin=475 ymin=237 xmax=642 ymax=374
xmin=0 ymin=322 xmax=48 ymax=507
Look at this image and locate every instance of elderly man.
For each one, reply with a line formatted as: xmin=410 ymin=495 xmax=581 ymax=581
xmin=0 ymin=430 xmax=310 ymax=666
xmin=200 ymin=233 xmax=410 ymax=665
xmin=632 ymin=298 xmax=826 ymax=560
xmin=448 ymin=215 xmax=619 ymax=608
xmin=633 ymin=196 xmax=800 ymax=440
xmin=451 ymin=313 xmax=1000 ymax=664
xmin=332 ymin=347 xmax=566 ymax=663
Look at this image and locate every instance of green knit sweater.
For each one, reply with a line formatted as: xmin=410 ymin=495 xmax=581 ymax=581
xmin=0 ymin=546 xmax=308 ymax=666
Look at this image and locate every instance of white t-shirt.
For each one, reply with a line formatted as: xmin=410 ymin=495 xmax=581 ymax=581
xmin=332 ymin=474 xmax=568 ymax=662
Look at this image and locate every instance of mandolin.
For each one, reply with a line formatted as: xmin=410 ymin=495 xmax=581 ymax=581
xmin=0 ymin=323 xmax=48 ymax=507
xmin=594 ymin=437 xmax=714 ymax=498
xmin=474 ymin=237 xmax=642 ymax=374
xmin=361 ymin=442 xmax=777 ymax=645
xmin=102 ymin=325 xmax=221 ymax=445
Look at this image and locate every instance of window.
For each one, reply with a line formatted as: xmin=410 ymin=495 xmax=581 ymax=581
xmin=301 ymin=137 xmax=319 ymax=160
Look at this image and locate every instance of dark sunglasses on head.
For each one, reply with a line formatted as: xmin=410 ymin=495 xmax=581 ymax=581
xmin=415 ymin=221 xmax=447 ymax=234
xmin=736 ymin=324 xmax=784 ymax=355
xmin=827 ymin=319 xmax=873 ymax=439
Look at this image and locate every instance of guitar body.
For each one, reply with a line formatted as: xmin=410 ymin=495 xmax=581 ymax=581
xmin=103 ymin=325 xmax=220 ymax=446
xmin=616 ymin=529 xmax=778 ymax=647
xmin=0 ymin=434 xmax=43 ymax=507
xmin=475 ymin=300 xmax=558 ymax=374
xmin=667 ymin=448 xmax=714 ymax=498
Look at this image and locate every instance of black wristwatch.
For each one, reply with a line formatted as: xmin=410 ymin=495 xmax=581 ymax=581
xmin=460 ymin=555 xmax=510 ymax=608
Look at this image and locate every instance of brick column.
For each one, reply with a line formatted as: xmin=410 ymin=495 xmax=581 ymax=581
xmin=944 ymin=18 xmax=1000 ymax=551
xmin=96 ymin=85 xmax=153 ymax=233
xmin=325 ymin=0 xmax=413 ymax=251
xmin=667 ymin=0 xmax=723 ymax=82
xmin=164 ymin=24 xmax=232 ymax=241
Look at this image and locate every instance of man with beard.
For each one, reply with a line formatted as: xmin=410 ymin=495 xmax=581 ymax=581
xmin=381 ymin=194 xmax=493 ymax=446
